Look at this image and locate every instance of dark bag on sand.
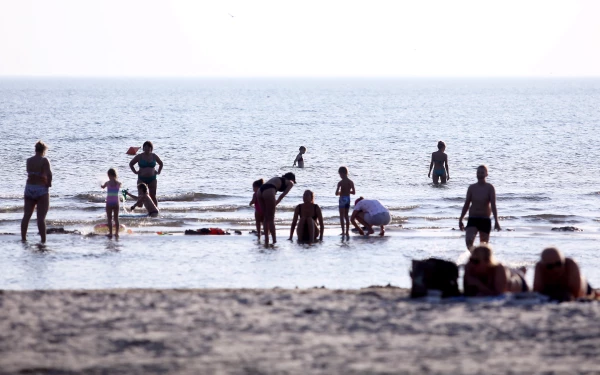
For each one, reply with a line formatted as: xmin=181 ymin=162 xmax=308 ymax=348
xmin=410 ymin=258 xmax=461 ymax=298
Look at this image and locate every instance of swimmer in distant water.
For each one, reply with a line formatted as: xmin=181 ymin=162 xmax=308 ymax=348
xmin=335 ymin=166 xmax=355 ymax=237
xmin=428 ymin=141 xmax=449 ymax=184
xmin=533 ymin=247 xmax=595 ymax=301
xmin=21 ymin=140 xmax=53 ymax=243
xmin=463 ymin=245 xmax=528 ymax=296
xmin=459 ymin=165 xmax=501 ymax=251
xmin=249 ymin=179 xmax=264 ymax=237
xmin=293 ymin=146 xmax=306 ymax=168
xmin=125 ymin=183 xmax=159 ymax=217
xmin=100 ymin=168 xmax=122 ymax=238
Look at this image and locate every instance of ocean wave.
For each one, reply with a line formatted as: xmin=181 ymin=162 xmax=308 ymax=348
xmin=73 ymin=192 xmax=230 ymax=203
xmin=497 ymin=194 xmax=551 ymax=202
xmin=523 ymin=214 xmax=581 ymax=223
xmin=0 ymin=206 xmax=23 ymax=213
xmin=387 ymin=205 xmax=420 ymax=211
xmin=160 ymin=192 xmax=230 ymax=202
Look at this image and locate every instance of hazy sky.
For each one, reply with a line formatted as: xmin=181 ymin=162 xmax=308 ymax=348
xmin=1 ymin=0 xmax=599 ymax=77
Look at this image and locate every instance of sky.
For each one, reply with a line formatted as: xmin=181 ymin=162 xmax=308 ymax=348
xmin=0 ymin=0 xmax=599 ymax=77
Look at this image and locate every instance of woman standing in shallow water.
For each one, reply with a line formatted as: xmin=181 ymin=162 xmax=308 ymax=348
xmin=428 ymin=141 xmax=450 ymax=184
xmin=257 ymin=172 xmax=296 ymax=245
xmin=129 ymin=141 xmax=163 ymax=207
xmin=21 ymin=141 xmax=53 ymax=243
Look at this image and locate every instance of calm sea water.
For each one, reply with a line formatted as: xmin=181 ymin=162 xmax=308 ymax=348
xmin=1 ymin=78 xmax=599 ymax=289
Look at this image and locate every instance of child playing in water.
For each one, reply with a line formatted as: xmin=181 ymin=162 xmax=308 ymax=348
xmin=335 ymin=166 xmax=356 ymax=236
xmin=293 ymin=146 xmax=306 ymax=168
xmin=125 ymin=183 xmax=159 ymax=217
xmin=249 ymin=179 xmax=264 ymax=237
xmin=100 ymin=168 xmax=122 ymax=238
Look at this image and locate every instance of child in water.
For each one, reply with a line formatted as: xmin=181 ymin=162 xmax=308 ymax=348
xmin=100 ymin=168 xmax=122 ymax=238
xmin=249 ymin=179 xmax=264 ymax=236
xmin=293 ymin=146 xmax=306 ymax=168
xmin=125 ymin=183 xmax=159 ymax=217
xmin=335 ymin=166 xmax=356 ymax=236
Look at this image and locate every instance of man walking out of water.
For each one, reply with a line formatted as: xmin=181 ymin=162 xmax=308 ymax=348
xmin=459 ymin=165 xmax=501 ymax=251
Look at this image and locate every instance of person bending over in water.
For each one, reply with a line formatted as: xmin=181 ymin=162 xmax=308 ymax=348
xmin=21 ymin=140 xmax=53 ymax=243
xmin=129 ymin=141 xmax=163 ymax=207
xmin=459 ymin=165 xmax=500 ymax=251
xmin=351 ymin=197 xmax=391 ymax=236
xmin=428 ymin=141 xmax=449 ymax=184
xmin=249 ymin=179 xmax=264 ymax=237
xmin=293 ymin=146 xmax=306 ymax=168
xmin=335 ymin=166 xmax=355 ymax=237
xmin=257 ymin=172 xmax=296 ymax=245
xmin=125 ymin=183 xmax=159 ymax=217
xmin=533 ymin=247 xmax=595 ymax=301
xmin=464 ymin=245 xmax=528 ymax=296
xmin=289 ymin=190 xmax=324 ymax=244
xmin=101 ymin=168 xmax=122 ymax=238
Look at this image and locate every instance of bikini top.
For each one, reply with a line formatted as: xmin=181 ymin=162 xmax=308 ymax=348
xmin=139 ymin=155 xmax=156 ymax=168
xmin=278 ymin=177 xmax=287 ymax=192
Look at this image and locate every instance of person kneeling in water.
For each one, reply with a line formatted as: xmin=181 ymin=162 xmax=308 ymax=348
xmin=125 ymin=183 xmax=159 ymax=217
xmin=464 ymin=245 xmax=528 ymax=296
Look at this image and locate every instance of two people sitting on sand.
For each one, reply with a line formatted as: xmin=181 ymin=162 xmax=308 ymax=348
xmin=464 ymin=245 xmax=594 ymax=301
xmin=351 ymin=197 xmax=391 ymax=236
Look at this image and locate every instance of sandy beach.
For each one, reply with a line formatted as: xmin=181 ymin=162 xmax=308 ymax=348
xmin=1 ymin=288 xmax=600 ymax=374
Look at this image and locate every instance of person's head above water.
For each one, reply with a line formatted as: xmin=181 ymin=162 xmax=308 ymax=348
xmin=303 ymin=189 xmax=314 ymax=204
xmin=339 ymin=166 xmax=348 ymax=177
xmin=35 ymin=140 xmax=48 ymax=155
xmin=476 ymin=165 xmax=488 ymax=180
xmin=437 ymin=141 xmax=446 ymax=151
xmin=107 ymin=168 xmax=117 ymax=178
xmin=299 ymin=146 xmax=306 ymax=153
xmin=355 ymin=196 xmax=364 ymax=206
xmin=252 ymin=179 xmax=264 ymax=189
xmin=142 ymin=141 xmax=153 ymax=153
xmin=282 ymin=172 xmax=296 ymax=184
xmin=540 ymin=247 xmax=566 ymax=273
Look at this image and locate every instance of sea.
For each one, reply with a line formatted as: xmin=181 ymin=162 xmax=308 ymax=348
xmin=1 ymin=78 xmax=599 ymax=290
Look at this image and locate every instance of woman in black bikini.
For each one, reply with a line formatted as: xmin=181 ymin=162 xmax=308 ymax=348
xmin=129 ymin=141 xmax=163 ymax=207
xmin=257 ymin=172 xmax=296 ymax=245
xmin=21 ymin=141 xmax=53 ymax=243
xmin=289 ymin=190 xmax=324 ymax=244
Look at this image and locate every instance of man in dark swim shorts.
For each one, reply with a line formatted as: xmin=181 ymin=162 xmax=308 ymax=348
xmin=458 ymin=165 xmax=501 ymax=251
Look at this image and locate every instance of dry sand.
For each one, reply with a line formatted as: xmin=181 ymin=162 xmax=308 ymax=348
xmin=1 ymin=288 xmax=600 ymax=374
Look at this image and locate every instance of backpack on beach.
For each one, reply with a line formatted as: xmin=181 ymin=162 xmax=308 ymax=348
xmin=410 ymin=258 xmax=461 ymax=298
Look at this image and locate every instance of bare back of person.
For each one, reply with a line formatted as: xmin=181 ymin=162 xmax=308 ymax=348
xmin=338 ymin=178 xmax=354 ymax=196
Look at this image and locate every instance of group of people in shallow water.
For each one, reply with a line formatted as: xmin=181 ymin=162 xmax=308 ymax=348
xmin=249 ymin=165 xmax=391 ymax=246
xmin=18 ymin=139 xmax=597 ymax=300
xmin=22 ymin=140 xmax=163 ymax=240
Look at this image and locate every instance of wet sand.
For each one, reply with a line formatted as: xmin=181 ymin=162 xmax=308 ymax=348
xmin=1 ymin=288 xmax=600 ymax=374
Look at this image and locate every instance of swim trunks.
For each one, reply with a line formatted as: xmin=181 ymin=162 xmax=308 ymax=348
xmin=339 ymin=195 xmax=351 ymax=209
xmin=466 ymin=217 xmax=492 ymax=234
xmin=365 ymin=211 xmax=391 ymax=226
xmin=24 ymin=184 xmax=49 ymax=200
xmin=433 ymin=169 xmax=446 ymax=177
